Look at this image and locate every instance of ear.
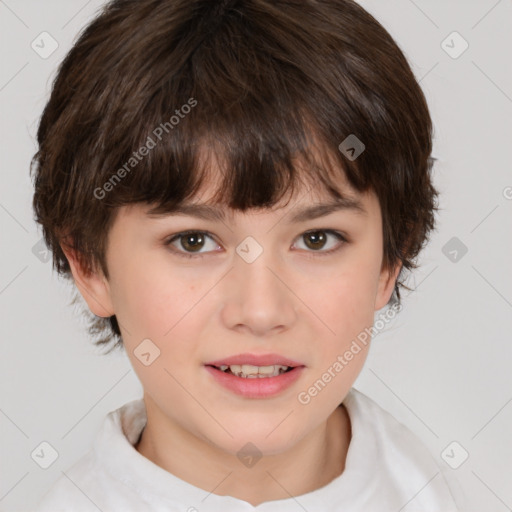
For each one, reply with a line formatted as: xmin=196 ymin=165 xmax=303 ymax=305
xmin=374 ymin=261 xmax=402 ymax=311
xmin=61 ymin=241 xmax=114 ymax=318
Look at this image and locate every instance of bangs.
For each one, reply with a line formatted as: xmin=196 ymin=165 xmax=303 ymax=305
xmin=94 ymin=97 xmax=369 ymax=219
xmin=105 ymin=112 xmax=366 ymax=217
xmin=86 ymin=0 xmax=375 ymax=215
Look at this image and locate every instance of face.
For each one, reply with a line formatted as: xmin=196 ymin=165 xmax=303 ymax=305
xmin=67 ymin=168 xmax=400 ymax=458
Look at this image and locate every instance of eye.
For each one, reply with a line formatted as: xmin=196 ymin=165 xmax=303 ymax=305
xmin=165 ymin=229 xmax=347 ymax=259
xmin=166 ymin=231 xmax=220 ymax=258
xmin=292 ymin=229 xmax=347 ymax=255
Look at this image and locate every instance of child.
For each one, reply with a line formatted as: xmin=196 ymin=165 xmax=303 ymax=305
xmin=31 ymin=0 xmax=465 ymax=510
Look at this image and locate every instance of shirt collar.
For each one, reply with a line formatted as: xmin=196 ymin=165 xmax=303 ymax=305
xmin=94 ymin=388 xmax=376 ymax=511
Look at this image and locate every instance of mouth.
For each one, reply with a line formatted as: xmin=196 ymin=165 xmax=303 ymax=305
xmin=207 ymin=363 xmax=295 ymax=379
xmin=204 ymin=354 xmax=305 ymax=398
xmin=204 ymin=353 xmax=304 ymax=378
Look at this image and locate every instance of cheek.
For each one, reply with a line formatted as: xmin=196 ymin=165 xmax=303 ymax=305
xmin=316 ymin=261 xmax=380 ymax=342
xmin=109 ymin=258 xmax=199 ymax=347
xmin=304 ymin=268 xmax=378 ymax=405
xmin=114 ymin=268 xmax=204 ymax=400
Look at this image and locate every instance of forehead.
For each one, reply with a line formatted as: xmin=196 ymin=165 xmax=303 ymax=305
xmin=147 ymin=186 xmax=368 ymax=222
xmin=115 ymin=183 xmax=379 ymax=231
xmin=117 ymin=142 xmax=380 ymax=224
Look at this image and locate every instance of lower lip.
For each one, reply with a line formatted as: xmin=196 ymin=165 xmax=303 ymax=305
xmin=204 ymin=365 xmax=305 ymax=398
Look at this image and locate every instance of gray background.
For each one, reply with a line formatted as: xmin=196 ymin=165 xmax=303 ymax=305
xmin=1 ymin=0 xmax=511 ymax=510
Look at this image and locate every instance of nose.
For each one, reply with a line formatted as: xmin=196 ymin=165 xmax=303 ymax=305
xmin=220 ymin=249 xmax=298 ymax=337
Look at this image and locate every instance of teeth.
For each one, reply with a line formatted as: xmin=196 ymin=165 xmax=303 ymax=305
xmin=218 ymin=364 xmax=290 ymax=378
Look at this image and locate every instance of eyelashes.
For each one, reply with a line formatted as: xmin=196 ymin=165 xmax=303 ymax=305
xmin=165 ymin=230 xmax=220 ymax=258
xmin=164 ymin=229 xmax=348 ymax=259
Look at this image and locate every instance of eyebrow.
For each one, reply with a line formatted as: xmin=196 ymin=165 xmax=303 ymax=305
xmin=146 ymin=196 xmax=367 ymax=223
xmin=287 ymin=197 xmax=367 ymax=222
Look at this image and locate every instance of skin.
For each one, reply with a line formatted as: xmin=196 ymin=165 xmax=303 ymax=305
xmin=62 ymin=161 xmax=401 ymax=506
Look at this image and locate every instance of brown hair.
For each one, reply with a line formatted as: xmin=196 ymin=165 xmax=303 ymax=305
xmin=31 ymin=0 xmax=438 ymax=353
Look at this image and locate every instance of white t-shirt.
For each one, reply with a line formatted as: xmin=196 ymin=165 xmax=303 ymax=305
xmin=33 ymin=388 xmax=465 ymax=511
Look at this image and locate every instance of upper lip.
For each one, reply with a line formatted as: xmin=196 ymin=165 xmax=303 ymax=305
xmin=205 ymin=353 xmax=304 ymax=368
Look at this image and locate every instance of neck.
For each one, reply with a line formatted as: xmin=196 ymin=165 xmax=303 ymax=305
xmin=135 ymin=402 xmax=351 ymax=506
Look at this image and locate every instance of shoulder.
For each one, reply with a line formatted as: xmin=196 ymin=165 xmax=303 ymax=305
xmin=343 ymin=388 xmax=466 ymax=511
xmin=32 ymin=451 xmax=99 ymax=512
xmin=32 ymin=399 xmax=148 ymax=511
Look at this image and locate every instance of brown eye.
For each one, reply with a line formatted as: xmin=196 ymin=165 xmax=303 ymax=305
xmin=303 ymin=231 xmax=328 ymax=250
xmin=166 ymin=231 xmax=220 ymax=258
xmin=179 ymin=232 xmax=205 ymax=252
xmin=294 ymin=230 xmax=347 ymax=255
